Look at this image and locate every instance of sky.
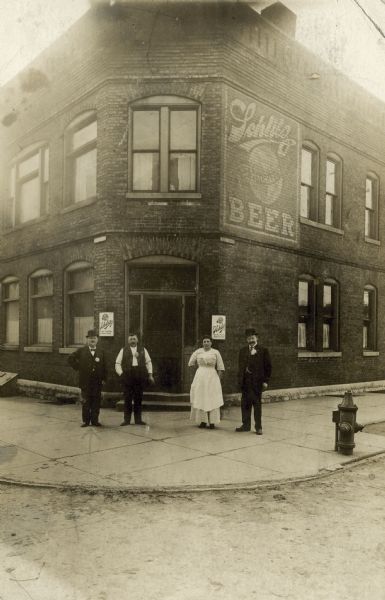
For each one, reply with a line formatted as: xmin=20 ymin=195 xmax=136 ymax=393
xmin=0 ymin=0 xmax=384 ymax=102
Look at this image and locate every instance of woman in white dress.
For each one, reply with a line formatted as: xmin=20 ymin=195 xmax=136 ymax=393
xmin=188 ymin=336 xmax=225 ymax=429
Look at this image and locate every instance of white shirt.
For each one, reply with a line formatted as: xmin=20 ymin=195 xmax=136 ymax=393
xmin=115 ymin=346 xmax=153 ymax=376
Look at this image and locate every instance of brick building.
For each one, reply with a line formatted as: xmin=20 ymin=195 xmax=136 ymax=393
xmin=1 ymin=1 xmax=385 ymax=396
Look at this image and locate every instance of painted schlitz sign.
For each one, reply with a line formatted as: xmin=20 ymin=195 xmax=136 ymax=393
xmin=224 ymin=89 xmax=299 ymax=244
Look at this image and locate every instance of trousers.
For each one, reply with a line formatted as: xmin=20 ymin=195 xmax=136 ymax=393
xmin=81 ymin=388 xmax=102 ymax=425
xmin=123 ymin=369 xmax=145 ymax=423
xmin=241 ymin=375 xmax=262 ymax=430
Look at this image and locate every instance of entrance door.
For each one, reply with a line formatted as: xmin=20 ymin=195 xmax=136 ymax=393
xmin=143 ymin=296 xmax=182 ymax=392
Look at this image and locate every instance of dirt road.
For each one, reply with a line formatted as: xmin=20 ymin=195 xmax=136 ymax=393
xmin=1 ymin=455 xmax=385 ymax=600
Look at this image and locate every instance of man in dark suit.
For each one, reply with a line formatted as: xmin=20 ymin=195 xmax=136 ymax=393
xmin=68 ymin=329 xmax=108 ymax=427
xmin=236 ymin=327 xmax=272 ymax=435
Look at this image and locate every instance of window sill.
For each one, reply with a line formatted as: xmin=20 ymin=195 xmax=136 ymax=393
xmin=24 ymin=346 xmax=53 ymax=353
xmin=2 ymin=215 xmax=49 ymax=234
xmin=0 ymin=344 xmax=19 ymax=351
xmin=61 ymin=197 xmax=97 ymax=213
xmin=59 ymin=347 xmax=80 ymax=354
xmin=298 ymin=351 xmax=342 ymax=358
xmin=363 ymin=350 xmax=379 ymax=357
xmin=126 ymin=192 xmax=202 ymax=201
xmin=300 ymin=217 xmax=344 ymax=236
xmin=364 ymin=237 xmax=380 ymax=246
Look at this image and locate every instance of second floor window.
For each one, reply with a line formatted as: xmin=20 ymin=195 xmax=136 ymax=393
xmin=131 ymin=96 xmax=199 ymax=193
xmin=365 ymin=175 xmax=379 ymax=240
xmin=300 ymin=146 xmax=317 ymax=220
xmin=7 ymin=146 xmax=49 ymax=227
xmin=325 ymin=157 xmax=341 ymax=228
xmin=65 ymin=112 xmax=97 ymax=206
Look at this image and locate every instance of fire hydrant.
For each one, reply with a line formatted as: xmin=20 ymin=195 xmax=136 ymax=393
xmin=332 ymin=391 xmax=364 ymax=455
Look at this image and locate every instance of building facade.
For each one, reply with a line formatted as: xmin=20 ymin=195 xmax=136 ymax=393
xmin=1 ymin=1 xmax=385 ymax=395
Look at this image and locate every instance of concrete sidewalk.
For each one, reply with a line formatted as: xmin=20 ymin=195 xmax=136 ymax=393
xmin=1 ymin=393 xmax=385 ymax=492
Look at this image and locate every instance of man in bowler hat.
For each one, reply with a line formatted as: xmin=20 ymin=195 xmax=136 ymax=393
xmin=68 ymin=329 xmax=108 ymax=427
xmin=115 ymin=333 xmax=155 ymax=426
xmin=236 ymin=328 xmax=272 ymax=435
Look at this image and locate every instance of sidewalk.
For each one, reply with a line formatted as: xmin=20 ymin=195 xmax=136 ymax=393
xmin=1 ymin=393 xmax=385 ymax=492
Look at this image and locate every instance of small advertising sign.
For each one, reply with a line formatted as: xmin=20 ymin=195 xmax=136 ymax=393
xmin=212 ymin=315 xmax=226 ymax=340
xmin=99 ymin=312 xmax=114 ymax=337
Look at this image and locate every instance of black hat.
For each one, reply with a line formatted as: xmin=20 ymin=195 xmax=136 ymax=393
xmin=245 ymin=327 xmax=258 ymax=336
xmin=86 ymin=329 xmax=98 ymax=338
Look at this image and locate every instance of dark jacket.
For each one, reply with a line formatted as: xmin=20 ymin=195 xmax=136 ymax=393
xmin=238 ymin=345 xmax=272 ymax=391
xmin=68 ymin=345 xmax=107 ymax=392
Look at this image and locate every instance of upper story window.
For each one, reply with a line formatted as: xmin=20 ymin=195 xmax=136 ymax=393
xmin=64 ymin=262 xmax=94 ymax=345
xmin=65 ymin=111 xmax=97 ymax=206
xmin=300 ymin=145 xmax=318 ymax=220
xmin=325 ymin=156 xmax=341 ymax=229
xmin=130 ymin=96 xmax=199 ymax=193
xmin=363 ymin=285 xmax=377 ymax=351
xmin=29 ymin=270 xmax=53 ymax=346
xmin=6 ymin=145 xmax=49 ymax=228
xmin=365 ymin=174 xmax=379 ymax=240
xmin=2 ymin=276 xmax=20 ymax=345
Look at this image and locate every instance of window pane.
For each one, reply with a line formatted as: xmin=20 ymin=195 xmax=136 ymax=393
xmin=72 ymin=120 xmax=97 ymax=150
xmin=4 ymin=281 xmax=19 ymax=300
xmin=300 ymin=185 xmax=310 ymax=218
xmin=298 ymin=323 xmax=306 ymax=348
xmin=129 ymin=295 xmax=141 ymax=335
xmin=301 ymin=149 xmax=312 ymax=185
xmin=325 ymin=194 xmax=333 ymax=226
xmin=69 ymin=292 xmax=94 ymax=344
xmin=43 ymin=148 xmax=49 ymax=183
xmin=322 ymin=323 xmax=330 ymax=349
xmin=19 ymin=152 xmax=39 ymax=178
xmin=33 ymin=297 xmax=53 ymax=344
xmin=74 ymin=148 xmax=96 ymax=202
xmin=363 ymin=325 xmax=368 ymax=349
xmin=133 ymin=153 xmax=159 ymax=191
xmin=20 ymin=176 xmax=40 ymax=222
xmin=170 ymin=110 xmax=197 ymax=150
xmin=326 ymin=160 xmax=336 ymax=194
xmin=323 ymin=285 xmax=332 ymax=308
xmin=33 ymin=275 xmax=53 ymax=296
xmin=365 ymin=178 xmax=373 ymax=209
xmin=133 ymin=111 xmax=159 ymax=150
xmin=5 ymin=301 xmax=19 ymax=344
xmin=69 ymin=268 xmax=94 ymax=291
xmin=129 ymin=265 xmax=196 ymax=292
xmin=169 ymin=153 xmax=196 ymax=191
xmin=298 ymin=281 xmax=308 ymax=307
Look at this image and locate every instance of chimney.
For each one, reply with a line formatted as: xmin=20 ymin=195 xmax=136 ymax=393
xmin=260 ymin=2 xmax=296 ymax=38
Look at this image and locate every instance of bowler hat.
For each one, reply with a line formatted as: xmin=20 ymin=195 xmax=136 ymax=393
xmin=86 ymin=329 xmax=98 ymax=338
xmin=245 ymin=327 xmax=258 ymax=336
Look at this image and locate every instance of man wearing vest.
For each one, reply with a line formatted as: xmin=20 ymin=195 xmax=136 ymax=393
xmin=68 ymin=328 xmax=108 ymax=428
xmin=236 ymin=327 xmax=272 ymax=435
xmin=115 ymin=333 xmax=155 ymax=426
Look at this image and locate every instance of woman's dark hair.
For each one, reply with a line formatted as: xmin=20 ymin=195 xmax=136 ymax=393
xmin=202 ymin=335 xmax=212 ymax=342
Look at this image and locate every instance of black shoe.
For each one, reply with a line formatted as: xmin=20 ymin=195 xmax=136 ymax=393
xmin=81 ymin=423 xmax=89 ymax=428
xmin=92 ymin=422 xmax=102 ymax=427
xmin=135 ymin=421 xmax=147 ymax=425
xmin=209 ymin=424 xmax=215 ymax=429
xmin=256 ymin=428 xmax=263 ymax=435
xmin=198 ymin=422 xmax=207 ymax=429
xmin=235 ymin=426 xmax=250 ymax=432
xmin=120 ymin=421 xmax=130 ymax=426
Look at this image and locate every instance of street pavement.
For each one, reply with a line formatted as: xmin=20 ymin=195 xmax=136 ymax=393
xmin=1 ymin=393 xmax=385 ymax=491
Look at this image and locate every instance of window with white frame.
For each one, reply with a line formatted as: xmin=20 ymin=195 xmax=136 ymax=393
xmin=298 ymin=277 xmax=315 ymax=350
xmin=363 ymin=285 xmax=377 ymax=350
xmin=65 ymin=262 xmax=94 ymax=345
xmin=29 ymin=270 xmax=53 ymax=345
xmin=65 ymin=112 xmax=97 ymax=206
xmin=300 ymin=145 xmax=317 ymax=220
xmin=325 ymin=156 xmax=341 ymax=228
xmin=365 ymin=175 xmax=379 ymax=240
xmin=6 ymin=145 xmax=49 ymax=228
xmin=131 ymin=96 xmax=199 ymax=193
xmin=2 ymin=277 xmax=20 ymax=345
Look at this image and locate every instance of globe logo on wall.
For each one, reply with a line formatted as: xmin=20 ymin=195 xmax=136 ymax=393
xmin=248 ymin=144 xmax=283 ymax=206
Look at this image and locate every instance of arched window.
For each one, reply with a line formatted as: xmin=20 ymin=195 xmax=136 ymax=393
xmin=130 ymin=96 xmax=200 ymax=193
xmin=2 ymin=276 xmax=20 ymax=345
xmin=363 ymin=285 xmax=377 ymax=350
xmin=300 ymin=142 xmax=319 ymax=221
xmin=7 ymin=143 xmax=49 ymax=228
xmin=365 ymin=173 xmax=379 ymax=241
xmin=325 ymin=153 xmax=342 ymax=228
xmin=65 ymin=111 xmax=97 ymax=206
xmin=64 ymin=262 xmax=94 ymax=345
xmin=29 ymin=269 xmax=53 ymax=345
